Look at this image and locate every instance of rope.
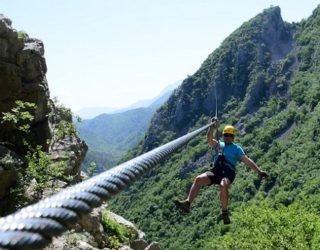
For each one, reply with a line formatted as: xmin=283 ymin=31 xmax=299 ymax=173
xmin=214 ymin=81 xmax=218 ymax=119
xmin=210 ymin=77 xmax=219 ymax=140
xmin=212 ymin=80 xmax=221 ymax=151
xmin=0 ymin=122 xmax=214 ymax=250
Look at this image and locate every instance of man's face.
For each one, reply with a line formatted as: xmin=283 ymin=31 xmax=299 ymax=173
xmin=223 ymin=133 xmax=234 ymax=144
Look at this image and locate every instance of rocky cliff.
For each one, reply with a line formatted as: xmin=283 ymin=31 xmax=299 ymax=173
xmin=0 ymin=14 xmax=49 ymax=152
xmin=0 ymin=14 xmax=162 ymax=250
xmin=0 ymin=14 xmax=89 ymax=215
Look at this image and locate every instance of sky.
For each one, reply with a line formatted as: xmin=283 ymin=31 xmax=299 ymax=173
xmin=1 ymin=0 xmax=319 ymax=111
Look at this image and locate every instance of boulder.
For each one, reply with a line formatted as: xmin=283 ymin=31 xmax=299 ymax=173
xmin=130 ymin=239 xmax=148 ymax=250
xmin=17 ymin=38 xmax=47 ymax=83
xmin=78 ymin=207 xmax=106 ymax=247
xmin=119 ymin=246 xmax=133 ymax=250
xmin=0 ymin=14 xmax=16 ymax=38
xmin=24 ymin=178 xmax=41 ymax=203
xmin=77 ymin=241 xmax=95 ymax=250
xmin=42 ymin=179 xmax=68 ymax=198
xmin=145 ymin=242 xmax=161 ymax=250
xmin=49 ymin=135 xmax=88 ymax=180
xmin=46 ymin=231 xmax=97 ymax=250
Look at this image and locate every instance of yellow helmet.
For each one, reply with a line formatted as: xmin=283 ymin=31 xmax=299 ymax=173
xmin=223 ymin=125 xmax=236 ymax=135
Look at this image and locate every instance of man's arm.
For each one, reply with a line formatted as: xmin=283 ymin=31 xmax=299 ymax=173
xmin=207 ymin=122 xmax=218 ymax=148
xmin=240 ymin=155 xmax=268 ymax=178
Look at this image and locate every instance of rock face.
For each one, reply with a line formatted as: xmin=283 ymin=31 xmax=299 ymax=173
xmin=0 ymin=14 xmax=50 ymax=153
xmin=0 ymin=144 xmax=25 ymax=214
xmin=45 ymin=207 xmax=161 ymax=250
xmin=48 ymin=103 xmax=88 ymax=179
xmin=0 ymin=14 xmax=87 ymax=213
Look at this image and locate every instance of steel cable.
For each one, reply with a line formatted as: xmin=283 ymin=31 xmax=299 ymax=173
xmin=0 ymin=122 xmax=213 ymax=249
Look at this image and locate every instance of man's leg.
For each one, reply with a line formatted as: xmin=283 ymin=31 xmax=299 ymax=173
xmin=175 ymin=173 xmax=211 ymax=213
xmin=220 ymin=177 xmax=231 ymax=224
xmin=187 ymin=173 xmax=212 ymax=203
xmin=220 ymin=177 xmax=231 ymax=210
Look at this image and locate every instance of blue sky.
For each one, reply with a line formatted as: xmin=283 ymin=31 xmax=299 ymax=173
xmin=2 ymin=0 xmax=319 ymax=111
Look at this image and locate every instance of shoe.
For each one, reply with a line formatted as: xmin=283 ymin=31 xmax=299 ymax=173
xmin=174 ymin=199 xmax=191 ymax=213
xmin=221 ymin=210 xmax=231 ymax=224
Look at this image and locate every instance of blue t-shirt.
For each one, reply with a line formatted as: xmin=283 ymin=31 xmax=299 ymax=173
xmin=212 ymin=141 xmax=245 ymax=171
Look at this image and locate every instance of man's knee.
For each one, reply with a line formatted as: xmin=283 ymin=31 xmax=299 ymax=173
xmin=195 ymin=174 xmax=210 ymax=186
xmin=220 ymin=178 xmax=230 ymax=188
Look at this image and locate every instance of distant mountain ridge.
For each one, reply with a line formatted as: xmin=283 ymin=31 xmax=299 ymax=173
xmin=75 ymin=80 xmax=182 ymax=119
xmin=77 ymin=82 xmax=180 ymax=172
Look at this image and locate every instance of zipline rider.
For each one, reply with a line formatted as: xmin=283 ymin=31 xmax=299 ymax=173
xmin=175 ymin=120 xmax=268 ymax=224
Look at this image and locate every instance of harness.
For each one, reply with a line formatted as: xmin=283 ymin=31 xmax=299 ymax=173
xmin=212 ymin=142 xmax=236 ymax=172
xmin=214 ymin=151 xmax=235 ymax=172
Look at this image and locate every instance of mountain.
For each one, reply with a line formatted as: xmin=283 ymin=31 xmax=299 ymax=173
xmin=110 ymin=6 xmax=320 ymax=249
xmin=75 ymin=106 xmax=121 ymax=119
xmin=75 ymin=80 xmax=181 ymax=119
xmin=123 ymin=80 xmax=182 ymax=110
xmin=76 ymin=85 xmax=179 ymax=173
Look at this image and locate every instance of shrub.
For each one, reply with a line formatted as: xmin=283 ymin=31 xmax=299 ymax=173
xmin=26 ymin=145 xmax=67 ymax=190
xmin=101 ymin=209 xmax=136 ymax=249
xmin=1 ymin=100 xmax=36 ymax=133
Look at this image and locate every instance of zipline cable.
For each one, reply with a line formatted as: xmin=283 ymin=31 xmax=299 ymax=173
xmin=214 ymin=81 xmax=218 ymax=119
xmin=212 ymin=80 xmax=219 ymax=141
xmin=0 ymin=122 xmax=214 ymax=250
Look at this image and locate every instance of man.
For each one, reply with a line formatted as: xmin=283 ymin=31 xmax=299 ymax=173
xmin=175 ymin=120 xmax=268 ymax=224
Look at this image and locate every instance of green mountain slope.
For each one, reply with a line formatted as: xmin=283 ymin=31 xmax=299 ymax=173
xmin=77 ymin=107 xmax=155 ymax=172
xmin=77 ymin=90 xmax=175 ymax=173
xmin=109 ymin=6 xmax=320 ymax=249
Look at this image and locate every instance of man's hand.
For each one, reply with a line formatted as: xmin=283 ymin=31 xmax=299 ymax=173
xmin=210 ymin=117 xmax=219 ymax=128
xmin=258 ymin=170 xmax=268 ymax=179
xmin=211 ymin=117 xmax=218 ymax=123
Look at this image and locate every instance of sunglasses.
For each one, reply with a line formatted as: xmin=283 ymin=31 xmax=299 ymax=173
xmin=223 ymin=133 xmax=234 ymax=138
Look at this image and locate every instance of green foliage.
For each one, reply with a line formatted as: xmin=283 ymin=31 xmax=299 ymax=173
xmin=49 ymin=97 xmax=79 ymax=141
xmin=101 ymin=209 xmax=136 ymax=249
xmin=17 ymin=30 xmax=29 ymax=39
xmin=75 ymin=115 xmax=82 ymax=123
xmin=56 ymin=120 xmax=78 ymax=140
xmin=26 ymin=145 xmax=67 ymax=189
xmin=87 ymin=161 xmax=97 ymax=177
xmin=8 ymin=145 xmax=70 ymax=210
xmin=1 ymin=100 xmax=36 ymax=133
xmin=290 ymin=71 xmax=320 ymax=109
xmin=0 ymin=153 xmax=22 ymax=171
xmin=108 ymin=6 xmax=320 ymax=250
xmin=52 ymin=97 xmax=73 ymax=118
xmin=205 ymin=202 xmax=320 ymax=250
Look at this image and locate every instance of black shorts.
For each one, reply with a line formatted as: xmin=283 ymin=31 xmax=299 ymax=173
xmin=205 ymin=166 xmax=236 ymax=185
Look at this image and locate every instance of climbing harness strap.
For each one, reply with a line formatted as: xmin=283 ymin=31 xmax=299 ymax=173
xmin=213 ymin=152 xmax=236 ymax=172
